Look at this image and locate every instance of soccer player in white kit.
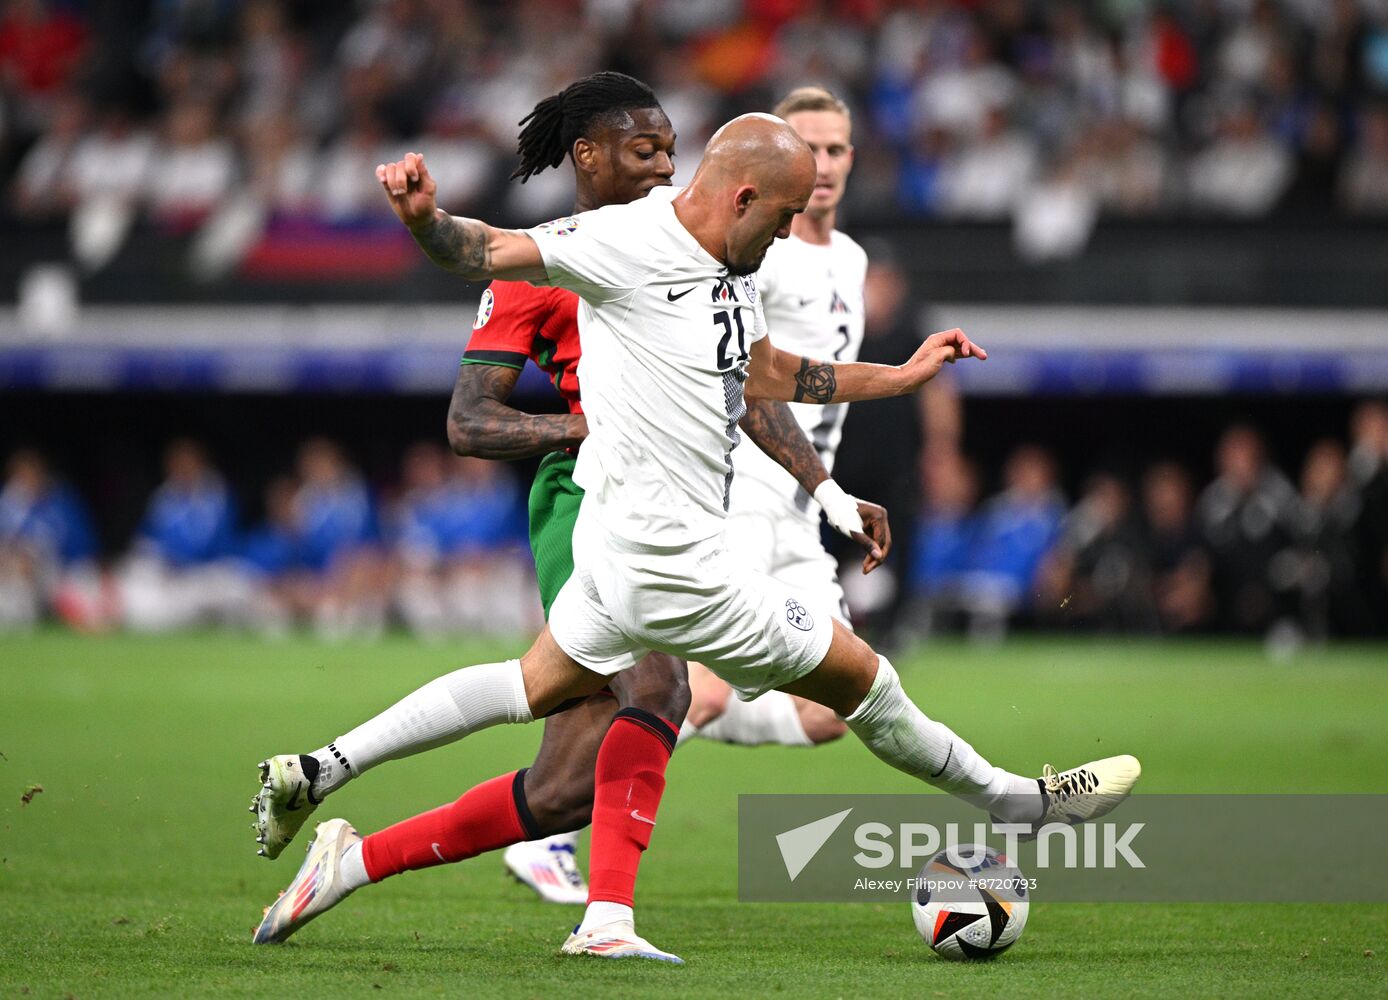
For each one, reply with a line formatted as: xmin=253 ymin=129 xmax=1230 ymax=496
xmin=684 ymin=88 xmax=868 ymax=749
xmin=251 ymin=115 xmax=1141 ymax=963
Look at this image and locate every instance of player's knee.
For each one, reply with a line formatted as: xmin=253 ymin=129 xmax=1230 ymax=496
xmin=797 ymin=701 xmax=849 ymax=745
xmin=522 ymin=766 xmax=595 ymax=835
xmin=613 ymin=653 xmax=690 ymax=726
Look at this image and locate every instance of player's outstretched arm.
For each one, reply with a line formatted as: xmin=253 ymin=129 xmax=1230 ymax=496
xmin=738 ymin=398 xmax=891 ymax=573
xmin=743 ymin=328 xmax=985 ymax=404
xmin=377 ymin=152 xmax=547 ymax=283
xmin=447 ymin=365 xmax=588 ymax=461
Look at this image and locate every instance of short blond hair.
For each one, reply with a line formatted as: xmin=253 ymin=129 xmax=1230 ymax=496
xmin=773 ymin=86 xmax=851 ymax=126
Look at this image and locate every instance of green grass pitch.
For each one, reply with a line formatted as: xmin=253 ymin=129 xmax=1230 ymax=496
xmin=2 ymin=632 xmax=1385 ymax=998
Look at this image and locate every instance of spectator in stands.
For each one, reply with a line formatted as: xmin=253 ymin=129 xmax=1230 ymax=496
xmin=237 ymin=475 xmax=307 ymax=636
xmin=903 ymin=447 xmax=979 ymax=639
xmin=291 ymin=437 xmax=387 ymax=638
xmin=1339 ymin=101 xmax=1388 ymax=216
xmin=1282 ymin=439 xmax=1367 ymax=638
xmin=956 ymin=444 xmax=1067 ymax=642
xmin=938 ymin=104 xmax=1037 ymax=219
xmin=336 ymin=0 xmax=436 ymax=136
xmin=1280 ymin=99 xmax=1344 ymax=216
xmin=116 ymin=438 xmax=249 ymax=632
xmin=1038 ymin=472 xmax=1153 ymax=633
xmin=911 ymin=18 xmax=1016 ymax=141
xmin=1196 ymin=425 xmax=1299 ymax=634
xmin=64 ymin=103 xmax=155 ymax=206
xmin=392 ymin=444 xmax=535 ymax=638
xmin=1140 ymin=461 xmax=1212 ymax=633
xmin=0 ymin=449 xmax=98 ymax=629
xmin=232 ymin=0 xmax=306 ymax=128
xmin=0 ymin=0 xmax=88 ymax=133
xmin=1186 ymin=99 xmax=1293 ymax=216
xmin=62 ymin=103 xmax=155 ymax=270
xmin=317 ymin=108 xmax=394 ymax=220
xmin=1347 ymin=400 xmax=1388 ymax=633
xmin=1091 ymin=120 xmax=1170 ymax=216
xmin=240 ymin=110 xmax=317 ymax=214
xmin=10 ymin=89 xmax=87 ymax=218
xmin=146 ymin=97 xmax=237 ymax=227
xmin=1014 ymin=144 xmax=1100 ymax=261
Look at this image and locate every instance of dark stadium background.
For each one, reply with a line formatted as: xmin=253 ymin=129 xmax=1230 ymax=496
xmin=3 ymin=0 xmax=1387 ymax=641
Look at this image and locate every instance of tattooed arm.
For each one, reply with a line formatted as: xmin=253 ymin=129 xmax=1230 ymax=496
xmin=743 ymin=328 xmax=987 ymax=404
xmin=738 ymin=397 xmax=892 ymax=571
xmin=377 ymin=152 xmax=547 ymax=282
xmin=446 ymin=364 xmax=587 ymax=461
xmin=738 ymin=398 xmax=829 ymax=495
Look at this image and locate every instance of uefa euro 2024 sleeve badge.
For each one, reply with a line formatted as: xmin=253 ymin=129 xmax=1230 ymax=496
xmin=473 ymin=287 xmax=495 ymax=329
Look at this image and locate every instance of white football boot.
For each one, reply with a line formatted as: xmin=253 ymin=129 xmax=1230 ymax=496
xmin=251 ymin=755 xmax=318 ymax=860
xmin=1033 ymin=754 xmax=1142 ymax=829
xmin=503 ymin=835 xmax=588 ymax=905
xmin=560 ymin=921 xmax=684 ymax=964
xmin=253 ymin=818 xmax=360 ymax=944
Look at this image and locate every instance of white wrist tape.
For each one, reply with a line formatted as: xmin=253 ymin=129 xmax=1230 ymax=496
xmin=813 ymin=479 xmax=864 ymax=538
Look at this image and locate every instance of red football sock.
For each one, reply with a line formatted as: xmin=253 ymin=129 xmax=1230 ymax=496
xmin=361 ymin=770 xmax=532 ymax=882
xmin=586 ymin=708 xmax=678 ymax=907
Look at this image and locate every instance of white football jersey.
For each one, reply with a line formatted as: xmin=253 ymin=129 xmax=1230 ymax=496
xmin=730 ymin=230 xmax=868 ymax=522
xmin=528 ymin=188 xmax=769 ymax=547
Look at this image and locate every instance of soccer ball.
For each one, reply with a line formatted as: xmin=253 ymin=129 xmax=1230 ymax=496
xmin=911 ymin=844 xmax=1030 ymax=960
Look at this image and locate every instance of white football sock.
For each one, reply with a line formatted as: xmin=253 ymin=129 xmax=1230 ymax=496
xmin=309 ymin=659 xmax=532 ymax=797
xmin=578 ymin=900 xmax=634 ymax=934
xmin=844 ymin=656 xmax=1039 ymax=819
xmin=696 ymin=690 xmax=811 ymax=747
xmin=338 ymin=840 xmax=371 ymax=891
xmin=676 ymin=719 xmax=699 ymax=746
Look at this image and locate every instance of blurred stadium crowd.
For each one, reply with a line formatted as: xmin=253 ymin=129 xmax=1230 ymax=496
xmin=0 ymin=436 xmax=542 ymax=638
xmin=5 ymin=399 xmax=1387 ymax=644
xmin=4 ymin=0 xmax=1388 ymax=268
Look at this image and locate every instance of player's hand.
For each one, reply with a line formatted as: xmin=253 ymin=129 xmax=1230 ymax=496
xmin=376 ymin=152 xmax=439 ymax=230
xmin=901 ymin=328 xmax=986 ymax=390
xmin=852 ymin=499 xmax=891 ymax=574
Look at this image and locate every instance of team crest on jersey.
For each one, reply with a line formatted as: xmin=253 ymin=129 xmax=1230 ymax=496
xmin=473 ymin=288 xmax=495 ymax=329
xmin=739 ymin=275 xmax=759 ymax=305
xmin=537 ymin=216 xmax=580 ymax=237
xmin=829 ymin=290 xmax=850 ymax=314
xmin=712 ymin=277 xmax=740 ymax=303
xmin=784 ymin=598 xmax=814 ymax=632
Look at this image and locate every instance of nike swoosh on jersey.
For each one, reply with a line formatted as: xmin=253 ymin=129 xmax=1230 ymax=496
xmin=797 ymin=297 xmax=817 ymax=307
xmin=630 ymin=809 xmax=657 ymax=826
xmin=666 ymin=287 xmax=695 ymax=301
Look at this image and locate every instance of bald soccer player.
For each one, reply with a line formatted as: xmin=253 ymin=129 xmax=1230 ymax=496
xmin=251 ymin=115 xmax=1140 ymax=964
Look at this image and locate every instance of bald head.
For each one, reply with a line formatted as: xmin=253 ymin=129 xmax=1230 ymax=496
xmin=697 ymin=114 xmax=814 ymax=193
xmin=674 ymin=114 xmax=815 ymax=274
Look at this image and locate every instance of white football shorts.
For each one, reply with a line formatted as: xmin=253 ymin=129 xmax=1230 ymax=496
xmin=548 ymin=506 xmax=835 ymax=700
xmin=721 ymin=505 xmax=852 ymax=631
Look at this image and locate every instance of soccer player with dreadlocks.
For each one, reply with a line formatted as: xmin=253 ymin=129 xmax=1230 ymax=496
xmin=251 ymin=72 xmax=890 ymax=962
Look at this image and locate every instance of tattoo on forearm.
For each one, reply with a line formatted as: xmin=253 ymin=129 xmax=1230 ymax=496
xmin=793 ymin=358 xmax=837 ymax=404
xmin=448 ymin=365 xmax=585 ymax=460
xmin=740 ymin=398 xmax=827 ymax=494
xmin=413 ymin=212 xmax=490 ymax=276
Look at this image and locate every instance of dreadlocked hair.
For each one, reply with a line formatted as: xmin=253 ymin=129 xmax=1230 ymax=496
xmin=511 ymin=71 xmax=662 ymax=182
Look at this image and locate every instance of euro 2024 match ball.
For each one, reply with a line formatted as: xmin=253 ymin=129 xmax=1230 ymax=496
xmin=912 ymin=844 xmax=1030 ymax=960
